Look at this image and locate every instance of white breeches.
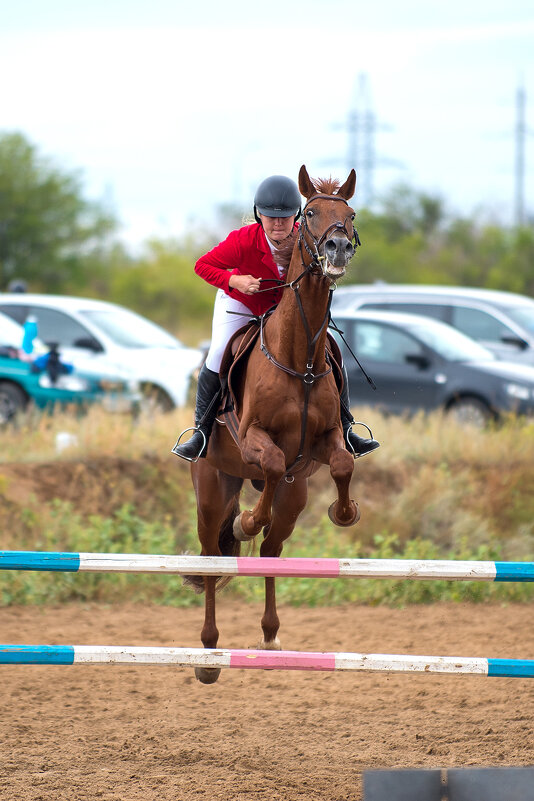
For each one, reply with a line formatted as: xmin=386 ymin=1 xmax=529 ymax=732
xmin=205 ymin=289 xmax=254 ymax=372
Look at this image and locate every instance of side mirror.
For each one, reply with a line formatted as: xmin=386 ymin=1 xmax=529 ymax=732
xmin=501 ymin=335 xmax=529 ymax=351
xmin=405 ymin=353 xmax=431 ymax=370
xmin=73 ymin=336 xmax=104 ymax=353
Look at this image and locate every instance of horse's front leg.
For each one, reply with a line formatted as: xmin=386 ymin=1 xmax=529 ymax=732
xmin=233 ymin=425 xmax=286 ymax=541
xmin=325 ymin=429 xmax=360 ymax=527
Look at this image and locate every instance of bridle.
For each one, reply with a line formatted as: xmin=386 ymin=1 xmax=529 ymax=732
xmin=298 ymin=193 xmax=361 ymax=276
xmin=257 ymin=193 xmax=362 ymax=477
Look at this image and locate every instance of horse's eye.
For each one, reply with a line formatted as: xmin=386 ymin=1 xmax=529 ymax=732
xmin=306 ymin=209 xmax=314 ymax=218
xmin=350 ymin=213 xmax=355 ymax=221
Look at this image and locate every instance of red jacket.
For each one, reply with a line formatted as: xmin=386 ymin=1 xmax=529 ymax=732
xmin=195 ymin=223 xmax=285 ymax=316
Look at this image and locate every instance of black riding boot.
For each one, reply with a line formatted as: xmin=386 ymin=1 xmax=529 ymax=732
xmin=172 ymin=365 xmax=221 ymax=461
xmin=340 ymin=365 xmax=380 ymax=457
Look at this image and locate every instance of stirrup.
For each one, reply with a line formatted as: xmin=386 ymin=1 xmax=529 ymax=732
xmin=171 ymin=427 xmax=207 ymax=463
xmin=345 ymin=421 xmax=378 ymax=459
xmin=353 ymin=421 xmax=374 ymax=439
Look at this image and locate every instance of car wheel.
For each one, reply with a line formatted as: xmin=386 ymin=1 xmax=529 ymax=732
xmin=447 ymin=397 xmax=493 ymax=427
xmin=0 ymin=382 xmax=28 ymax=424
xmin=140 ymin=384 xmax=175 ymax=413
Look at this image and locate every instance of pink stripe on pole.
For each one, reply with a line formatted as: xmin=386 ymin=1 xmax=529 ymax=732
xmin=229 ymin=649 xmax=336 ymax=671
xmin=236 ymin=557 xmax=341 ymax=578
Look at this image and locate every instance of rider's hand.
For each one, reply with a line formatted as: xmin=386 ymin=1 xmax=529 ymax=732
xmin=229 ymin=274 xmax=261 ymax=295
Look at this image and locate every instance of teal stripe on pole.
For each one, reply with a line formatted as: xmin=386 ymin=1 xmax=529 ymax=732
xmin=488 ymin=658 xmax=534 ymax=678
xmin=0 ymin=645 xmax=75 ymax=664
xmin=494 ymin=562 xmax=534 ymax=582
xmin=0 ymin=551 xmax=81 ymax=571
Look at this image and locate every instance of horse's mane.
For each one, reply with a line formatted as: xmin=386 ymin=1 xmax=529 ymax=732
xmin=312 ymin=177 xmax=341 ymax=195
xmin=271 ymin=228 xmax=298 ymax=272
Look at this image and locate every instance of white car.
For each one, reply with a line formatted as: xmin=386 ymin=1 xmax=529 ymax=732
xmin=0 ymin=294 xmax=203 ymax=409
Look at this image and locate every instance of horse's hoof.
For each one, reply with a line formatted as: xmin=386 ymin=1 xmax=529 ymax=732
xmin=233 ymin=511 xmax=255 ymax=542
xmin=258 ymin=637 xmax=282 ymax=651
xmin=195 ymin=667 xmax=221 ymax=684
xmin=328 ymin=500 xmax=360 ymax=527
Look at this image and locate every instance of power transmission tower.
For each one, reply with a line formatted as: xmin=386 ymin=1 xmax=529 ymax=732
xmin=328 ymin=73 xmax=403 ymax=208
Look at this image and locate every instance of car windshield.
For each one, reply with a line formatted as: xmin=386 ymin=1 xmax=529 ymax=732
xmin=408 ymin=320 xmax=495 ymax=362
xmin=500 ymin=305 xmax=534 ymax=336
xmin=80 ymin=309 xmax=181 ymax=349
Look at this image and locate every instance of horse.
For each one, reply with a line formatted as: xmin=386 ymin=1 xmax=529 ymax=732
xmin=189 ymin=164 xmax=361 ymax=683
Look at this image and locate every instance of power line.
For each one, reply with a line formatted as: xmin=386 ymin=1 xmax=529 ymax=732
xmin=515 ymin=82 xmax=527 ymax=227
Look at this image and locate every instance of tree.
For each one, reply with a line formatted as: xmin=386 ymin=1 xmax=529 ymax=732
xmin=0 ymin=132 xmax=116 ymax=291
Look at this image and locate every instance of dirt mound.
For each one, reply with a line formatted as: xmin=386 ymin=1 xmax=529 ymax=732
xmin=0 ymin=456 xmax=190 ymax=520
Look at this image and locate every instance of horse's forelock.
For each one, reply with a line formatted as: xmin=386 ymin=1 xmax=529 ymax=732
xmin=311 ymin=177 xmax=341 ymax=196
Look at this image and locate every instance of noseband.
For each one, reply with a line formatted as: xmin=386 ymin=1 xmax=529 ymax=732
xmin=298 ymin=193 xmax=361 ymax=276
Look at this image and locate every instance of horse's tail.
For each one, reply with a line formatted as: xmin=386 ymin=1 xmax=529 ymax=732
xmin=183 ymin=495 xmax=253 ymax=594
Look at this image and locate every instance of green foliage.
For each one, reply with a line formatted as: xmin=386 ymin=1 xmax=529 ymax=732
xmin=347 ymin=185 xmax=534 ymax=297
xmin=107 ymin=238 xmax=216 ymax=335
xmin=1 ymin=501 xmax=532 ymax=608
xmin=0 ymin=131 xmax=116 ymax=292
xmin=0 ymin=502 xmax=203 ymax=607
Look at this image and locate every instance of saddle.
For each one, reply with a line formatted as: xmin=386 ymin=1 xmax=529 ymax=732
xmin=217 ymin=318 xmax=344 ymax=447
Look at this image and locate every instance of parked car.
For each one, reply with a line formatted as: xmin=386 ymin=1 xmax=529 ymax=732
xmin=0 ymin=312 xmax=140 ymax=423
xmin=0 ymin=294 xmax=203 ymax=409
xmin=331 ymin=310 xmax=534 ymax=425
xmin=331 ymin=284 xmax=534 ymax=366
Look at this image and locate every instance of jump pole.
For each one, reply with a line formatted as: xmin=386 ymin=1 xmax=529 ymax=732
xmin=1 ymin=551 xmax=534 ymax=582
xmin=1 ymin=644 xmax=533 ymax=677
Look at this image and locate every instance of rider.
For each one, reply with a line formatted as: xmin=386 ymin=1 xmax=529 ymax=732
xmin=172 ymin=174 xmax=380 ymax=462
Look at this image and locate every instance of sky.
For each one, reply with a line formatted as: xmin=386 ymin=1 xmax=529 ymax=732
xmin=2 ymin=1 xmax=533 ymax=249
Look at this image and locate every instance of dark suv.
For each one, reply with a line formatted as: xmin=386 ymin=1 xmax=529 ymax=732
xmin=331 ymin=309 xmax=534 ymax=424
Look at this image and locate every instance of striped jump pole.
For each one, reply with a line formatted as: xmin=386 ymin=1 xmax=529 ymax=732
xmin=1 ymin=644 xmax=534 ymax=677
xmin=1 ymin=551 xmax=534 ymax=581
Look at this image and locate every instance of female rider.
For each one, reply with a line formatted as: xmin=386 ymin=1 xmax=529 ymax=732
xmin=172 ymin=174 xmax=379 ymax=461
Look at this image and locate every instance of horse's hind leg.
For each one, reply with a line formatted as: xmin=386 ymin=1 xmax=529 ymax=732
xmin=191 ymin=462 xmax=243 ymax=684
xmin=258 ymin=478 xmax=308 ymax=650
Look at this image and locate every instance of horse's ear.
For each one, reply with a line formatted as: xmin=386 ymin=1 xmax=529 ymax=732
xmin=337 ymin=169 xmax=356 ymax=200
xmin=298 ymin=165 xmax=315 ymax=199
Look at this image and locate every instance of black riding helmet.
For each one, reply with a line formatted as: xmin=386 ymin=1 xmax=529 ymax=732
xmin=254 ymin=175 xmax=301 ymax=224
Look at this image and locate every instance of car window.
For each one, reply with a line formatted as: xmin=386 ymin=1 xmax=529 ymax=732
xmin=0 ymin=311 xmax=26 ymax=346
xmin=0 ymin=304 xmax=29 ymax=325
xmin=409 ymin=320 xmax=494 ymax=361
xmin=80 ymin=309 xmax=180 ymax=348
xmin=502 ymin=305 xmax=534 ymax=336
xmin=353 ymin=322 xmax=424 ymax=364
xmin=451 ymin=306 xmax=512 ymax=343
xmin=361 ymin=302 xmax=450 ymax=322
xmin=26 ymin=307 xmax=97 ymax=348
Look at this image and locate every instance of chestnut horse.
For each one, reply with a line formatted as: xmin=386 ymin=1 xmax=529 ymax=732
xmin=190 ymin=165 xmax=360 ymax=683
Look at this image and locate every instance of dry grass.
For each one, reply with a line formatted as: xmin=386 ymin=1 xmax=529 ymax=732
xmin=1 ymin=404 xmax=533 ymax=605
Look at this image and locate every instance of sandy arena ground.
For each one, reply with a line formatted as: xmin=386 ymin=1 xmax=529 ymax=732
xmin=1 ymin=601 xmax=533 ymax=800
